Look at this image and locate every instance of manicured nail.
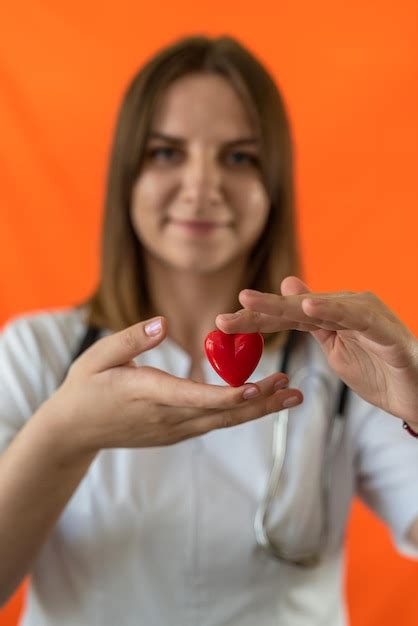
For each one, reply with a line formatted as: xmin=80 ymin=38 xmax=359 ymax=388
xmin=145 ymin=318 xmax=162 ymax=336
xmin=282 ymin=396 xmax=301 ymax=408
xmin=274 ymin=379 xmax=288 ymax=391
xmin=243 ymin=386 xmax=259 ymax=400
xmin=220 ymin=312 xmax=241 ymax=320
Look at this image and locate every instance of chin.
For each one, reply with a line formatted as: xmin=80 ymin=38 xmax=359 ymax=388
xmin=175 ymin=261 xmax=229 ymax=274
xmin=163 ymin=253 xmax=237 ymax=275
xmin=146 ymin=238 xmax=244 ymax=274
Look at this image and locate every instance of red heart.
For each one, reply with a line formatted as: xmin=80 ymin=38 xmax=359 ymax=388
xmin=204 ymin=330 xmax=264 ymax=387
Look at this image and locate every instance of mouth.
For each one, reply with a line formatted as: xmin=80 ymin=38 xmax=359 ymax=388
xmin=168 ymin=218 xmax=230 ymax=234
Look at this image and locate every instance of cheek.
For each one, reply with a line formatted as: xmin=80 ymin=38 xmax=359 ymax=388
xmin=130 ymin=174 xmax=171 ymax=231
xmin=235 ymin=182 xmax=270 ymax=236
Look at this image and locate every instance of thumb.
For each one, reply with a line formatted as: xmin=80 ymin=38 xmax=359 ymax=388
xmin=80 ymin=316 xmax=168 ymax=373
xmin=280 ymin=275 xmax=311 ymax=296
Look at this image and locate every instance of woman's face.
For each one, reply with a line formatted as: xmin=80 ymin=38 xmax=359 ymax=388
xmin=130 ymin=72 xmax=270 ymax=275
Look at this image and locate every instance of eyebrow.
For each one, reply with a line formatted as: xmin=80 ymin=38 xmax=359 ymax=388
xmin=148 ymin=132 xmax=260 ymax=147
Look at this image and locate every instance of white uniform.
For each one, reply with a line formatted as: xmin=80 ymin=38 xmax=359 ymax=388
xmin=1 ymin=307 xmax=418 ymax=626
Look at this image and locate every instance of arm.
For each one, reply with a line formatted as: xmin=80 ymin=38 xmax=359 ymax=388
xmin=352 ymin=399 xmax=418 ymax=558
xmin=0 ymin=408 xmax=96 ymax=606
xmin=217 ymin=277 xmax=418 ymax=555
xmin=0 ymin=315 xmax=297 ymax=605
xmin=216 ymin=275 xmax=418 ymax=425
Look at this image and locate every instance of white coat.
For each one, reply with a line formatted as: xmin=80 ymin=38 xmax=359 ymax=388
xmin=1 ymin=307 xmax=418 ymax=626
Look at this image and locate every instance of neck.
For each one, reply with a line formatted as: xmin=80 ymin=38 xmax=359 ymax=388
xmin=145 ymin=255 xmax=247 ymax=360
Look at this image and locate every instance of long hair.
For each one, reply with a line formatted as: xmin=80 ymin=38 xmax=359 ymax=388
xmin=81 ymin=35 xmax=301 ymax=348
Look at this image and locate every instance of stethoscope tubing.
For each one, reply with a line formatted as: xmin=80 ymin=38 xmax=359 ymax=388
xmin=254 ymin=331 xmax=348 ymax=566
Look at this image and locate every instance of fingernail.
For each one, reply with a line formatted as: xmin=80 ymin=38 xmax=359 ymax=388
xmin=220 ymin=312 xmax=241 ymax=320
xmin=282 ymin=396 xmax=301 ymax=409
xmin=303 ymin=297 xmax=323 ymax=306
xmin=145 ymin=319 xmax=162 ymax=336
xmin=243 ymin=386 xmax=259 ymax=400
xmin=274 ymin=379 xmax=288 ymax=391
xmin=242 ymin=289 xmax=262 ymax=296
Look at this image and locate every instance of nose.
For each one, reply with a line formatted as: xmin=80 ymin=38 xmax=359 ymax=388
xmin=180 ymin=151 xmax=222 ymax=212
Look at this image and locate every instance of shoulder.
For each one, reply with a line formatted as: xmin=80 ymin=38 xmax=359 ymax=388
xmin=1 ymin=305 xmax=90 ymax=394
xmin=0 ymin=306 xmax=91 ymax=448
xmin=1 ymin=305 xmax=88 ymax=356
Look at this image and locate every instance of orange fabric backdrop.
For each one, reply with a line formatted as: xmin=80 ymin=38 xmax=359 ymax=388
xmin=1 ymin=1 xmax=417 ymax=624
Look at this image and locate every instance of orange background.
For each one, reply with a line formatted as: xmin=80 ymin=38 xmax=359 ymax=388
xmin=1 ymin=1 xmax=417 ymax=624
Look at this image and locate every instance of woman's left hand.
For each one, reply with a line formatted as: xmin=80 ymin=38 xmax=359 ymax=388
xmin=216 ymin=276 xmax=418 ymax=426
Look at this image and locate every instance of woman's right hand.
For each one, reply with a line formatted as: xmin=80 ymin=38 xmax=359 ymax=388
xmin=42 ymin=316 xmax=303 ymax=455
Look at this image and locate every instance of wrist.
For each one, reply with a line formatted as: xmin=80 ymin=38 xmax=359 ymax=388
xmin=32 ymin=397 xmax=99 ymax=467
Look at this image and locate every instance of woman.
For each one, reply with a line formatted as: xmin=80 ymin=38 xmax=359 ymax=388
xmin=0 ymin=35 xmax=417 ymax=626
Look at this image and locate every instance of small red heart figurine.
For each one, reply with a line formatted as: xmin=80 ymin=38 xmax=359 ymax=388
xmin=204 ymin=330 xmax=264 ymax=387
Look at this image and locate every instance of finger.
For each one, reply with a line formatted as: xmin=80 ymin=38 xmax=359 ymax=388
xmin=301 ymin=298 xmax=399 ymax=345
xmin=281 ymin=276 xmax=355 ymax=300
xmin=79 ymin=317 xmax=168 ymax=374
xmin=255 ymin=371 xmax=289 ymax=394
xmin=216 ymin=308 xmax=329 ymax=334
xmin=244 ymin=287 xmax=355 ymax=303
xmin=239 ymin=290 xmax=346 ymax=318
xmin=133 ymin=366 xmax=264 ymax=409
xmin=173 ymin=387 xmax=304 ymax=439
xmin=158 ymin=371 xmax=290 ymax=424
xmin=241 ymin=291 xmax=351 ymax=331
xmin=239 ymin=291 xmax=319 ymax=321
xmin=279 ymin=278 xmax=334 ymax=345
xmin=218 ymin=287 xmax=356 ymax=334
xmin=280 ymin=275 xmax=311 ymax=296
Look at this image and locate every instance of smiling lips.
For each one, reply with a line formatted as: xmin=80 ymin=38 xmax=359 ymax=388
xmin=169 ymin=218 xmax=229 ymax=234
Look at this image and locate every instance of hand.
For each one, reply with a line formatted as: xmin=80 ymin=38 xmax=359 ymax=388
xmin=216 ymin=276 xmax=418 ymax=425
xmin=45 ymin=316 xmax=303 ymax=455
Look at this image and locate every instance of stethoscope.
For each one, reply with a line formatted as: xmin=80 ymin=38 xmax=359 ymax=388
xmin=69 ymin=326 xmax=348 ymax=568
xmin=254 ymin=330 xmax=349 ymax=567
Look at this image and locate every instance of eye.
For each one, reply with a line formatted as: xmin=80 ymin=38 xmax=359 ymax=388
xmin=147 ymin=146 xmax=183 ymax=164
xmin=225 ymin=151 xmax=259 ymax=167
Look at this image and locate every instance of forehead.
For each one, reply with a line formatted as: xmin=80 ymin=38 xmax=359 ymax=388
xmin=151 ymin=73 xmax=255 ymax=140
